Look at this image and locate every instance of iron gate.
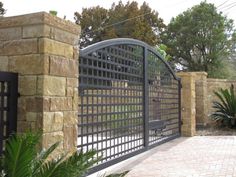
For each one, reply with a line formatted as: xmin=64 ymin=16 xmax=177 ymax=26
xmin=0 ymin=71 xmax=18 ymax=155
xmin=78 ymin=38 xmax=181 ymax=173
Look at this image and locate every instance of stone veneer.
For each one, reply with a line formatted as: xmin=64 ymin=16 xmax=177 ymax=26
xmin=206 ymin=78 xmax=236 ymax=125
xmin=194 ymin=72 xmax=208 ymax=126
xmin=178 ymin=71 xmax=236 ymax=134
xmin=177 ymin=72 xmax=196 ymax=136
xmin=0 ymin=12 xmax=81 ymax=153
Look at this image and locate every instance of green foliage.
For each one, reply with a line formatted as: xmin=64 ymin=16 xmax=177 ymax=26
xmin=0 ymin=1 xmax=6 ymax=16
xmin=74 ymin=1 xmax=165 ymax=48
xmin=0 ymin=132 xmax=99 ymax=177
xmin=155 ymin=44 xmax=171 ymax=62
xmin=49 ymin=10 xmax=57 ymax=16
xmin=162 ymin=2 xmax=236 ymax=78
xmin=207 ymin=59 xmax=236 ymax=79
xmin=211 ymin=85 xmax=236 ymax=127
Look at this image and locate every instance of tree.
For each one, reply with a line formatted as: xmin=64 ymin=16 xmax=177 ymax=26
xmin=74 ymin=1 xmax=165 ymax=48
xmin=0 ymin=1 xmax=6 ymax=16
xmin=161 ymin=2 xmax=236 ymax=78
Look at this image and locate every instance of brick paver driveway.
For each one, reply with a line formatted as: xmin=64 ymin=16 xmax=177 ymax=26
xmin=124 ymin=136 xmax=236 ymax=177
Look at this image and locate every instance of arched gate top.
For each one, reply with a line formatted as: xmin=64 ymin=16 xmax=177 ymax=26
xmin=80 ymin=38 xmax=180 ymax=81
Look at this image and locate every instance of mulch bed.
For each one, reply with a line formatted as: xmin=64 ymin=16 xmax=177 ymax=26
xmin=196 ymin=126 xmax=236 ymax=136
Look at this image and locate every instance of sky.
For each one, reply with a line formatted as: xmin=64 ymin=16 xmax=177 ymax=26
xmin=2 ymin=0 xmax=236 ymax=25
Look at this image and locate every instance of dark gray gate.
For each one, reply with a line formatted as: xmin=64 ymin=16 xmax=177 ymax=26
xmin=78 ymin=38 xmax=181 ymax=173
xmin=0 ymin=71 xmax=18 ymax=155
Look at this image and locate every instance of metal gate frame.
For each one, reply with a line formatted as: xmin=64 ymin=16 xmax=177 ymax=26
xmin=78 ymin=38 xmax=181 ymax=173
xmin=0 ymin=71 xmax=18 ymax=155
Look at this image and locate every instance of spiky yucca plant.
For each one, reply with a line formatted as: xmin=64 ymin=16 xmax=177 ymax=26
xmin=0 ymin=132 xmax=99 ymax=177
xmin=211 ymin=84 xmax=236 ymax=127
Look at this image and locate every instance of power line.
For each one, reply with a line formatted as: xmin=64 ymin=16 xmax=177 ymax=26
xmin=81 ymin=12 xmax=152 ymax=36
xmin=80 ymin=0 xmax=236 ymax=36
xmin=218 ymin=1 xmax=236 ymax=10
xmin=80 ymin=0 xmax=193 ymax=36
xmin=216 ymin=0 xmax=230 ymax=8
xmin=223 ymin=3 xmax=236 ymax=11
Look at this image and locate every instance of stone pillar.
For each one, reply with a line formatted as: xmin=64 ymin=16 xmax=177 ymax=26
xmin=177 ymin=72 xmax=196 ymax=136
xmin=194 ymin=72 xmax=208 ymax=127
xmin=0 ymin=12 xmax=81 ymax=153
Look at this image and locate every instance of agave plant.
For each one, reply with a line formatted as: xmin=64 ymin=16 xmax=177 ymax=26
xmin=211 ymin=84 xmax=236 ymax=127
xmin=0 ymin=132 xmax=99 ymax=177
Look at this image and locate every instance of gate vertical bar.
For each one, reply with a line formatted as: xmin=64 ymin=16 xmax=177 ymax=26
xmin=0 ymin=82 xmax=4 ymax=155
xmin=7 ymin=73 xmax=18 ymax=136
xmin=178 ymin=79 xmax=182 ymax=134
xmin=143 ymin=46 xmax=149 ymax=148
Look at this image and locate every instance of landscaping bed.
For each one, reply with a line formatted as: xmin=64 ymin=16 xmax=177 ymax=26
xmin=196 ymin=126 xmax=236 ymax=136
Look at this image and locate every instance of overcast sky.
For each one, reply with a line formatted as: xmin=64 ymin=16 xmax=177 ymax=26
xmin=2 ymin=0 xmax=236 ymax=25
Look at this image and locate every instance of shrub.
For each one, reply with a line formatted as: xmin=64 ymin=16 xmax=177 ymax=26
xmin=0 ymin=132 xmax=129 ymax=177
xmin=0 ymin=132 xmax=99 ymax=177
xmin=211 ymin=84 xmax=236 ymax=127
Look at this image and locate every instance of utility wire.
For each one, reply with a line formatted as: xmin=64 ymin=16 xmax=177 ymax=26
xmin=218 ymin=1 xmax=236 ymax=10
xmin=223 ymin=3 xmax=236 ymax=11
xmin=81 ymin=12 xmax=152 ymax=36
xmin=81 ymin=0 xmax=190 ymax=36
xmin=222 ymin=4 xmax=236 ymax=14
xmin=80 ymin=0 xmax=236 ymax=36
xmin=216 ymin=0 xmax=230 ymax=8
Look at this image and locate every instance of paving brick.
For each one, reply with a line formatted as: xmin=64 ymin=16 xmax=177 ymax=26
xmin=115 ymin=136 xmax=236 ymax=177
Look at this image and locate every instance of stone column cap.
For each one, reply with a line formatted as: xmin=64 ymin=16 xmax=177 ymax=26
xmin=192 ymin=72 xmax=208 ymax=76
xmin=177 ymin=71 xmax=208 ymax=77
xmin=0 ymin=12 xmax=80 ymax=35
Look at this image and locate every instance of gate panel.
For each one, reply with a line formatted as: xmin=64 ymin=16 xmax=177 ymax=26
xmin=78 ymin=38 xmax=181 ymax=173
xmin=147 ymin=50 xmax=180 ymax=146
xmin=78 ymin=43 xmax=145 ymax=171
xmin=0 ymin=71 xmax=18 ymax=155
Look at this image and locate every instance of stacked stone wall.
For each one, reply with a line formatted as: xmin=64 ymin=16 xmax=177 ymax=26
xmin=0 ymin=12 xmax=80 ymax=153
xmin=206 ymin=79 xmax=236 ymax=125
xmin=177 ymin=72 xmax=196 ymax=136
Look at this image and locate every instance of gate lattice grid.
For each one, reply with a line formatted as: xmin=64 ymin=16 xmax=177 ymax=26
xmin=78 ymin=39 xmax=181 ymax=173
xmin=0 ymin=72 xmax=18 ymax=155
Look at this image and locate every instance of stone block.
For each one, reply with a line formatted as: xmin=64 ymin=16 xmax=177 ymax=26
xmin=25 ymin=97 xmax=50 ymax=112
xmin=42 ymin=131 xmax=64 ymax=150
xmin=50 ymin=27 xmax=79 ymax=45
xmin=38 ymin=38 xmax=73 ymax=59
xmin=0 ymin=27 xmax=22 ymax=41
xmin=72 ymin=88 xmax=78 ymax=111
xmin=67 ymin=78 xmax=78 ymax=87
xmin=0 ymin=39 xmax=38 ymax=55
xmin=49 ymin=56 xmax=78 ymax=77
xmin=63 ymin=125 xmax=77 ymax=151
xmin=19 ymin=76 xmax=37 ymax=96
xmin=42 ymin=112 xmax=63 ymax=133
xmin=64 ymin=111 xmax=77 ymax=125
xmin=66 ymin=87 xmax=74 ymax=97
xmin=17 ymin=121 xmax=31 ymax=133
xmin=17 ymin=97 xmax=27 ymax=121
xmin=73 ymin=47 xmax=79 ymax=59
xmin=0 ymin=12 xmax=80 ymax=35
xmin=23 ymin=24 xmax=50 ymax=38
xmin=0 ymin=56 xmax=8 ymax=71
xmin=37 ymin=76 xmax=66 ymax=96
xmin=26 ymin=112 xmax=37 ymax=122
xmin=50 ymin=97 xmax=72 ymax=111
xmin=8 ymin=54 xmax=49 ymax=75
